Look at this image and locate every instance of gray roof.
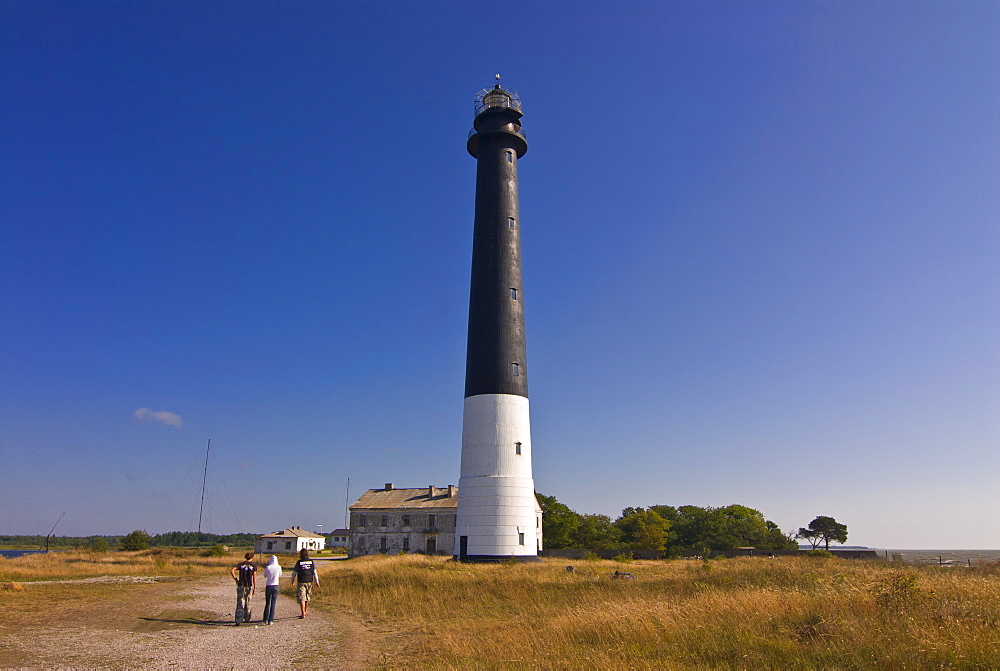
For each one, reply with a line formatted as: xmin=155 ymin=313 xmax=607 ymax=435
xmin=349 ymin=485 xmax=541 ymax=512
xmin=350 ymin=486 xmax=458 ymax=510
xmin=259 ymin=526 xmax=325 ymax=539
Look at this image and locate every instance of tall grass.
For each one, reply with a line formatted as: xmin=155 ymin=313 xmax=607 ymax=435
xmin=311 ymin=555 xmax=1000 ymax=669
xmin=0 ymin=548 xmax=242 ymax=582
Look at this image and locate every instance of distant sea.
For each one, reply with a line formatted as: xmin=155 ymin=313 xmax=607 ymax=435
xmin=0 ymin=549 xmax=52 ymax=559
xmin=873 ymin=549 xmax=1000 ymax=565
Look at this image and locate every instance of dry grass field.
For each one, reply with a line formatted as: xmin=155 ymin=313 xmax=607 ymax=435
xmin=309 ymin=554 xmax=1000 ymax=669
xmin=4 ymin=551 xmax=1000 ymax=668
xmin=0 ymin=548 xmax=244 ymax=582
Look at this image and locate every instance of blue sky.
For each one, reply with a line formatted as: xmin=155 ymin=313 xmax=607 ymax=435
xmin=3 ymin=2 xmax=997 ymax=548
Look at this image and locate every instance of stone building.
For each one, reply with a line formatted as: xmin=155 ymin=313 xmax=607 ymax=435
xmin=349 ymin=484 xmax=458 ymax=557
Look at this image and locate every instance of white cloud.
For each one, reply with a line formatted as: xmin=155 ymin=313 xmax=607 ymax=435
xmin=133 ymin=407 xmax=183 ymax=428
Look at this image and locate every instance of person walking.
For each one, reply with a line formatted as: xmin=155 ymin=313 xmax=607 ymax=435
xmin=289 ymin=548 xmax=319 ymax=619
xmin=262 ymin=555 xmax=281 ymax=625
xmin=230 ymin=552 xmax=257 ymax=625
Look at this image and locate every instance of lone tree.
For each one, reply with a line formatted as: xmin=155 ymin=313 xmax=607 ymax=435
xmin=796 ymin=516 xmax=848 ymax=550
xmin=120 ymin=529 xmax=151 ymax=551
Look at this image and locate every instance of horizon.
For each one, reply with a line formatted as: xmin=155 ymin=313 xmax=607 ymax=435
xmin=3 ymin=2 xmax=998 ymax=548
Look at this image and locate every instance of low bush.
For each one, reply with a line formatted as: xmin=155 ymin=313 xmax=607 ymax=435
xmin=804 ymin=549 xmax=834 ymax=558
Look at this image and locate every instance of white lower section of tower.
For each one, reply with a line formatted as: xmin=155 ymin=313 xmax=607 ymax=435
xmin=455 ymin=393 xmax=541 ymax=559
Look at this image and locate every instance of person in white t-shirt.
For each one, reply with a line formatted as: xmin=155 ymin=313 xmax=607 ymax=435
xmin=262 ymin=555 xmax=282 ymax=625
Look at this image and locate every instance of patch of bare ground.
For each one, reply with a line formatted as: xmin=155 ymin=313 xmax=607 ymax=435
xmin=0 ymin=575 xmax=371 ymax=669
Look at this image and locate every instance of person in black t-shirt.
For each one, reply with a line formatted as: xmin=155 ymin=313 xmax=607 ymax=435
xmin=289 ymin=548 xmax=320 ymax=619
xmin=229 ymin=552 xmax=257 ymax=625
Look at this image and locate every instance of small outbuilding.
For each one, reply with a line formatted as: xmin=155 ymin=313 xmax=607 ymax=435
xmin=327 ymin=528 xmax=351 ymax=548
xmin=256 ymin=526 xmax=326 ymax=554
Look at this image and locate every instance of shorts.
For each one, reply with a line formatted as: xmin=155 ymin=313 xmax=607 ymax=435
xmin=296 ymin=582 xmax=313 ymax=603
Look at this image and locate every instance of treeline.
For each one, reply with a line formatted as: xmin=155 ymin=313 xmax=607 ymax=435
xmin=0 ymin=531 xmax=257 ymax=549
xmin=537 ymin=494 xmax=797 ymax=557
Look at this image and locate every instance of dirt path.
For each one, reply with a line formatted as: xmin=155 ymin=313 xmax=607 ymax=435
xmin=0 ymin=576 xmax=367 ymax=669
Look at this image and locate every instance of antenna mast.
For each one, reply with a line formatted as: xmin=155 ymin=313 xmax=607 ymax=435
xmin=344 ymin=477 xmax=350 ymax=529
xmin=197 ymin=439 xmax=210 ymax=534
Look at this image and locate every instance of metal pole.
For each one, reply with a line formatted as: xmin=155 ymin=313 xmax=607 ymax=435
xmin=198 ymin=439 xmax=211 ymax=534
xmin=44 ymin=512 xmax=65 ymax=553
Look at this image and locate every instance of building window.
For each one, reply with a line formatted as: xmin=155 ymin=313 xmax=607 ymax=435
xmin=508 ymin=217 xmax=515 ymax=229
xmin=512 ymin=363 xmax=520 ymax=376
xmin=403 ymin=537 xmax=410 ymax=551
xmin=380 ymin=537 xmax=387 ymax=552
xmin=506 ymin=151 xmax=513 ymax=163
xmin=402 ymin=515 xmax=410 ymax=527
xmin=518 ymin=532 xmax=525 ymax=545
xmin=267 ymin=541 xmax=273 ymax=550
xmin=381 ymin=515 xmax=389 ymax=527
xmin=515 ymin=441 xmax=522 ymax=455
xmin=510 ymin=287 xmax=517 ymax=300
xmin=285 ymin=541 xmax=292 ymax=550
xmin=536 ymin=516 xmax=540 ymax=528
xmin=428 ymin=514 xmax=436 ymax=528
xmin=359 ymin=514 xmax=366 ymax=527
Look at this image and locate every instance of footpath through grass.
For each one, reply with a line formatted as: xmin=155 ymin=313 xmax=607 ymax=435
xmin=309 ymin=554 xmax=1000 ymax=669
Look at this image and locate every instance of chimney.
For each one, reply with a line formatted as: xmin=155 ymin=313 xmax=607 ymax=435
xmin=428 ymin=485 xmax=435 ymax=497
xmin=448 ymin=484 xmax=456 ymax=498
xmin=385 ymin=483 xmax=393 ymax=491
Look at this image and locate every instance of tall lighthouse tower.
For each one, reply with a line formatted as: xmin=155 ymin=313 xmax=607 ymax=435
xmin=455 ymin=78 xmax=541 ymax=562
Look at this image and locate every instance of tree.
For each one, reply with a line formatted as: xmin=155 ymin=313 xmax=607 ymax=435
xmin=614 ymin=509 xmax=671 ymax=553
xmin=120 ymin=529 xmax=151 ymax=551
xmin=796 ymin=516 xmax=848 ymax=550
xmin=89 ymin=537 xmax=108 ymax=553
xmin=570 ymin=514 xmax=619 ymax=550
xmin=535 ymin=493 xmax=581 ymax=549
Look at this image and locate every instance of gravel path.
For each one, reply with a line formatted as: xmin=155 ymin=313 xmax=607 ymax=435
xmin=6 ymin=576 xmax=362 ymax=669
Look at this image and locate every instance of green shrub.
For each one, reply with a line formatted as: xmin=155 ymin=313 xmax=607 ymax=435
xmin=203 ymin=544 xmax=227 ymax=557
xmin=664 ymin=546 xmax=684 ymax=560
xmin=120 ymin=530 xmax=151 ymax=551
xmin=89 ymin=538 xmax=108 ymax=553
xmin=612 ymin=553 xmax=633 ymax=564
xmin=805 ymin=549 xmax=834 ymax=558
xmin=583 ymin=552 xmax=600 ymax=562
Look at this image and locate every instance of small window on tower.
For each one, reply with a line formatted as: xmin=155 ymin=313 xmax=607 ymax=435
xmin=506 ymin=151 xmax=513 ymax=163
xmin=515 ymin=441 xmax=522 ymax=455
xmin=510 ymin=287 xmax=517 ymax=300
xmin=512 ymin=363 xmax=520 ymax=376
xmin=518 ymin=532 xmax=525 ymax=545
xmin=508 ymin=217 xmax=515 ymax=229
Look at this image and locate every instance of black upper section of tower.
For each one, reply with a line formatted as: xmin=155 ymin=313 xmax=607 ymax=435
xmin=464 ymin=83 xmax=529 ymax=399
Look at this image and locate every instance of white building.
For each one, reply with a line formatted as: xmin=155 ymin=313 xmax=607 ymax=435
xmin=327 ymin=529 xmax=351 ymax=548
xmin=255 ymin=526 xmax=326 ymax=554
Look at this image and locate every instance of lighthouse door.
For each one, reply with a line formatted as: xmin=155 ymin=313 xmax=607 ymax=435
xmin=459 ymin=536 xmax=468 ymax=561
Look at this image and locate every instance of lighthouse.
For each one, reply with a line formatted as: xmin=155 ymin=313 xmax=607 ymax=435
xmin=455 ymin=78 xmax=542 ymax=562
